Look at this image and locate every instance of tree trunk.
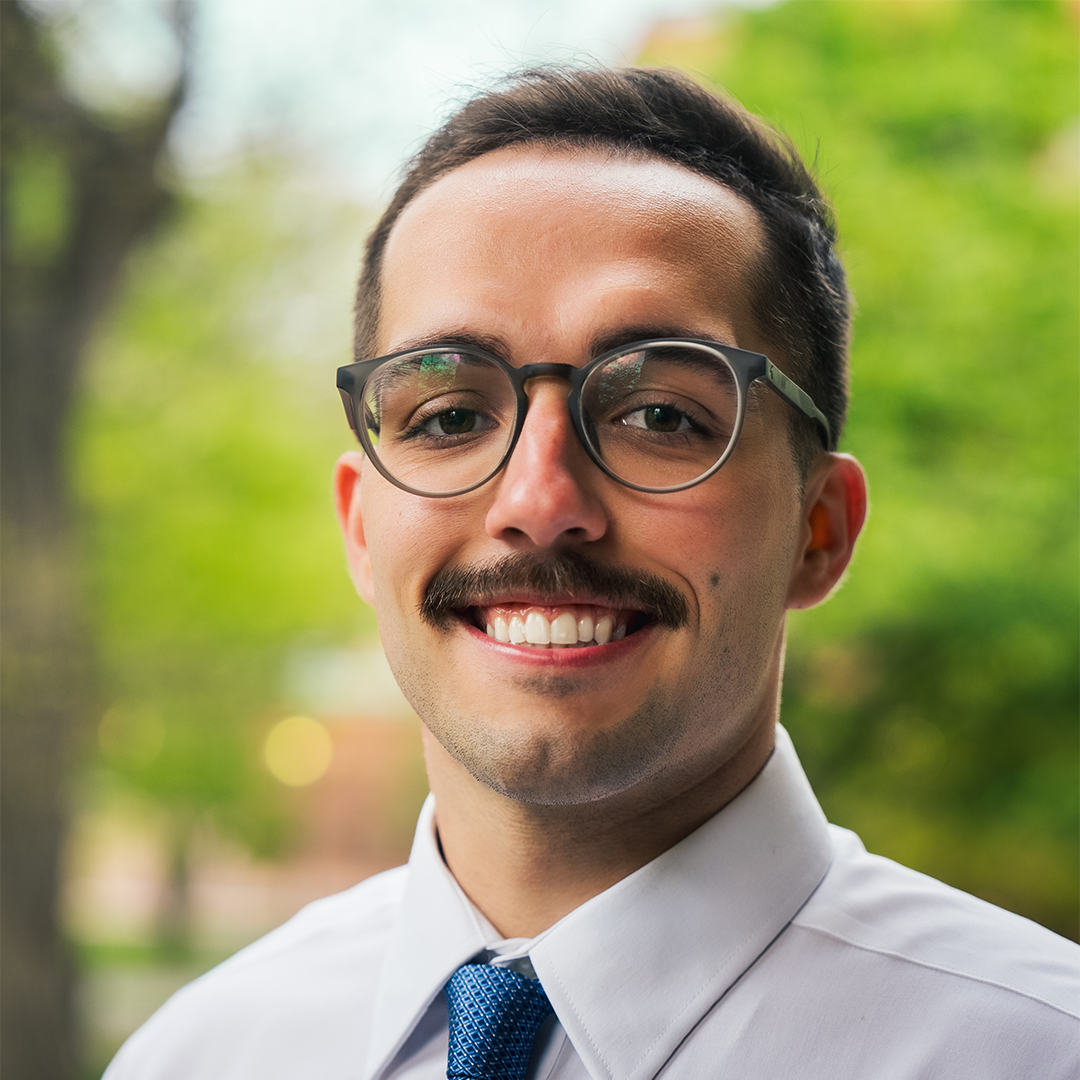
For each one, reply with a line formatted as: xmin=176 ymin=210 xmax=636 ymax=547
xmin=0 ymin=4 xmax=187 ymax=1074
xmin=156 ymin=813 xmax=194 ymax=956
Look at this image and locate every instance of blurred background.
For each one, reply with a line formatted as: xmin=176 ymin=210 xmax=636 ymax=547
xmin=1 ymin=0 xmax=1076 ymax=1076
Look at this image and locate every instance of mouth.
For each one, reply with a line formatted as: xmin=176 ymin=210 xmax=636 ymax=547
xmin=463 ymin=602 xmax=650 ymax=649
xmin=421 ymin=551 xmax=689 ymax=645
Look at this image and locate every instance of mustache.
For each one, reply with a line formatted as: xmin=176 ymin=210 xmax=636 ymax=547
xmin=420 ymin=550 xmax=690 ymax=631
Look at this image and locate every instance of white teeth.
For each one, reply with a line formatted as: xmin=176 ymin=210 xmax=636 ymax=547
xmin=525 ymin=611 xmax=551 ymax=645
xmin=483 ymin=609 xmax=630 ymax=647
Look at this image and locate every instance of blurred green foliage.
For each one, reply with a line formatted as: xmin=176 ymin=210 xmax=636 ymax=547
xmin=74 ymin=165 xmax=373 ymax=863
xmin=71 ymin=0 xmax=1077 ymax=950
xmin=641 ymin=0 xmax=1078 ymax=936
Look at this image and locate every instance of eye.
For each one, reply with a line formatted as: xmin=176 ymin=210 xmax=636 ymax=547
xmin=404 ymin=399 xmax=502 ymax=443
xmin=619 ymin=404 xmax=695 ymax=433
xmin=422 ymin=408 xmax=483 ymax=436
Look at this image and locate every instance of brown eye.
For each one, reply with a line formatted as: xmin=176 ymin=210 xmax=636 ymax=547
xmin=426 ymin=408 xmax=480 ymax=436
xmin=621 ymin=404 xmax=692 ymax=433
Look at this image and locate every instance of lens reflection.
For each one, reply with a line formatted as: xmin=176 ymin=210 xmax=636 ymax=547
xmin=581 ymin=344 xmax=740 ymax=489
xmin=363 ymin=351 xmax=516 ymax=491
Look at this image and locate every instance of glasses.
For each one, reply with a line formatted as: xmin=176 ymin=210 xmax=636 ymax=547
xmin=336 ymin=339 xmax=832 ymax=498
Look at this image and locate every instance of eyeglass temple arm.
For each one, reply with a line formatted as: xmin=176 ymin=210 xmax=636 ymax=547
xmin=763 ymin=359 xmax=833 ymax=451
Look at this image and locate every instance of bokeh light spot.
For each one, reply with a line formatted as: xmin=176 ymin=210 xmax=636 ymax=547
xmin=263 ymin=715 xmax=332 ymax=787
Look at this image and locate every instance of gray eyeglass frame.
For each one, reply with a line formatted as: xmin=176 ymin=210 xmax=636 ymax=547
xmin=336 ymin=338 xmax=833 ymax=498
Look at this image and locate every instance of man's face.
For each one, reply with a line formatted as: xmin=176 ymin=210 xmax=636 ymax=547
xmin=338 ymin=146 xmax=835 ymax=810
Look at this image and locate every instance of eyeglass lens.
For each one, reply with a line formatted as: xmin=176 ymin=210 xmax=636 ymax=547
xmin=359 ymin=344 xmax=741 ymax=495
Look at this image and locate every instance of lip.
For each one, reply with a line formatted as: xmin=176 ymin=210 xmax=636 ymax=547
xmin=457 ymin=614 xmax=656 ymax=666
xmin=462 ymin=589 xmax=647 ymax=611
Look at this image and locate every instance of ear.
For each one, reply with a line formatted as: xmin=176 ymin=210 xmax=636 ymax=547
xmin=334 ymin=451 xmax=376 ymax=605
xmin=785 ymin=453 xmax=868 ymax=610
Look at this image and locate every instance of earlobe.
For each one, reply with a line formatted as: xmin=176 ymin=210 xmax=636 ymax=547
xmin=785 ymin=453 xmax=868 ymax=610
xmin=334 ymin=451 xmax=376 ymax=605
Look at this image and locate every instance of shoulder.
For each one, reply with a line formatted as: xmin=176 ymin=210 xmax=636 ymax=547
xmin=759 ymin=825 xmax=1080 ymax=1076
xmin=104 ymin=865 xmax=410 ymax=1080
xmin=675 ymin=829 xmax=1078 ymax=1078
xmin=797 ymin=825 xmax=1079 ymax=1014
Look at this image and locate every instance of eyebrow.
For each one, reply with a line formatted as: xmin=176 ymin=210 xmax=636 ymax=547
xmin=384 ymin=330 xmax=512 ymax=360
xmin=385 ymin=323 xmax=735 ymax=364
xmin=586 ymin=324 xmax=732 ymax=357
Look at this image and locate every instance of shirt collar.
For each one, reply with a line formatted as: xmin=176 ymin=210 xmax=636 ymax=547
xmin=363 ymin=726 xmax=832 ymax=1080
xmin=362 ymin=795 xmax=488 ymax=1078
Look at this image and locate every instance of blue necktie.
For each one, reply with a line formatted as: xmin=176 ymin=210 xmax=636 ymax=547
xmin=445 ymin=963 xmax=554 ymax=1080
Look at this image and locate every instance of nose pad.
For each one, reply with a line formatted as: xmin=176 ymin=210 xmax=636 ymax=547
xmin=484 ymin=379 xmax=608 ymax=548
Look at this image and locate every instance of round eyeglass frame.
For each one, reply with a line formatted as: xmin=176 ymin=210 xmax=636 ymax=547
xmin=336 ymin=338 xmax=833 ymax=498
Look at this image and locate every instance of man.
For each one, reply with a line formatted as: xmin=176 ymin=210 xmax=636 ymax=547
xmin=107 ymin=66 xmax=1078 ymax=1079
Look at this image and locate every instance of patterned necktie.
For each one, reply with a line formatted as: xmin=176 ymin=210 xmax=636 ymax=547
xmin=445 ymin=963 xmax=554 ymax=1080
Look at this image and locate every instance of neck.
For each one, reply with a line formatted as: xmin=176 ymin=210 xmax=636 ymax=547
xmin=423 ymin=716 xmax=775 ymax=939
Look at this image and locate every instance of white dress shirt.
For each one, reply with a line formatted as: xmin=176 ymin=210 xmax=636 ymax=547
xmin=105 ymin=728 xmax=1080 ymax=1079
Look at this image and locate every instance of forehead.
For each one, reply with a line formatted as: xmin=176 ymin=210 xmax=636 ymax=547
xmin=378 ymin=144 xmax=768 ymax=357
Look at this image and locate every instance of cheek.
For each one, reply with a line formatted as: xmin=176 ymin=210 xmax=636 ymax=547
xmin=667 ymin=467 xmax=801 ymax=619
xmin=360 ymin=474 xmax=479 ymax=608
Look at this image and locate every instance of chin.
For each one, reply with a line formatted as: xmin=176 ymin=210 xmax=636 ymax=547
xmin=427 ymin=694 xmax=697 ymax=808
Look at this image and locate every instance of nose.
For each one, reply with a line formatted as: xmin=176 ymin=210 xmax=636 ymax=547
xmin=484 ymin=378 xmax=609 ymax=549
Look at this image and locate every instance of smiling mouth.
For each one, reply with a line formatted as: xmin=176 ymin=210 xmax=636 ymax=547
xmin=423 ymin=551 xmax=689 ymax=639
xmin=465 ymin=604 xmax=649 ymax=649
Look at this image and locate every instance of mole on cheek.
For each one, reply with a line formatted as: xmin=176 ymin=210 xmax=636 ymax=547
xmin=709 ymin=573 xmax=721 ymax=589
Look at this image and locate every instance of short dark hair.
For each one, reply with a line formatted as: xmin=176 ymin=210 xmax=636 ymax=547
xmin=354 ymin=66 xmax=850 ymax=470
